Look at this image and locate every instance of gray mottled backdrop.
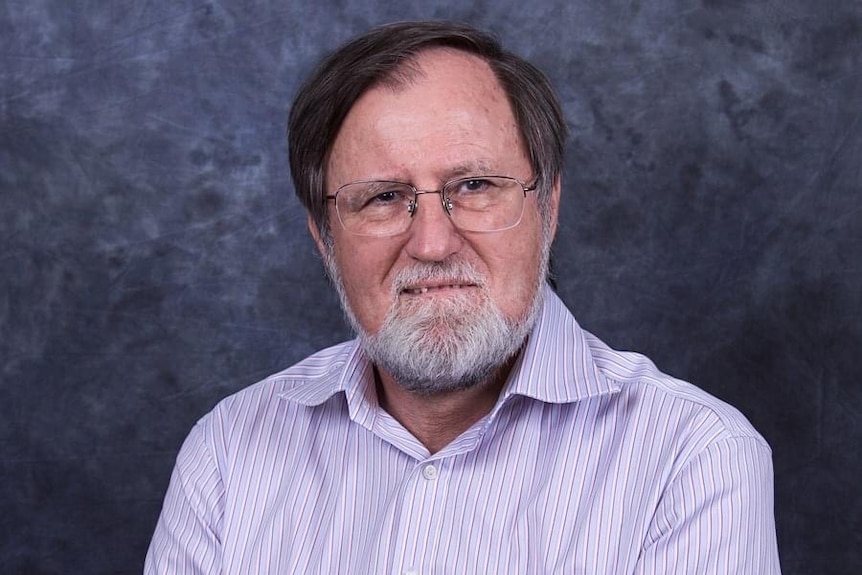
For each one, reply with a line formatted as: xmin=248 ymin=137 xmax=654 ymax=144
xmin=1 ymin=1 xmax=860 ymax=573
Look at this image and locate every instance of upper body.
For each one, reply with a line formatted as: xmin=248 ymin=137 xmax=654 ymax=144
xmin=146 ymin=21 xmax=780 ymax=574
xmin=145 ymin=287 xmax=780 ymax=574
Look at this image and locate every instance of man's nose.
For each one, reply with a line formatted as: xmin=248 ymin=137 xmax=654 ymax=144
xmin=403 ymin=192 xmax=463 ymax=262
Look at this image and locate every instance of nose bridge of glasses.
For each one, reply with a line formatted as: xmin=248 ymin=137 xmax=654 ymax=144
xmin=408 ymin=187 xmax=452 ymax=216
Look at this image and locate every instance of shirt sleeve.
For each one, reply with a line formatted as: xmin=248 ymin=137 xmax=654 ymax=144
xmin=144 ymin=418 xmax=225 ymax=574
xmin=635 ymin=435 xmax=781 ymax=574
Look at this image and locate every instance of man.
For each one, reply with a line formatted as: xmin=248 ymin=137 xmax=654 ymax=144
xmin=145 ymin=21 xmax=781 ymax=574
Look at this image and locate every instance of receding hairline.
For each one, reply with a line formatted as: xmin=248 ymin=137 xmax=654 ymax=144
xmin=374 ymin=45 xmax=499 ymax=91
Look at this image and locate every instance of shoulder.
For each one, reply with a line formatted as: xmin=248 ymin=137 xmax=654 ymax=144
xmin=215 ymin=340 xmax=355 ymax=414
xmin=582 ymin=329 xmax=770 ymax=451
xmin=188 ymin=340 xmax=358 ymax=460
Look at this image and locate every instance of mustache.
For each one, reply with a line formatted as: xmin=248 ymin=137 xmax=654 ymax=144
xmin=391 ymin=260 xmax=487 ymax=294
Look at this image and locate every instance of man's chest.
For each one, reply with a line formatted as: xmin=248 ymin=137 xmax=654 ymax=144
xmin=216 ymin=401 xmax=666 ymax=574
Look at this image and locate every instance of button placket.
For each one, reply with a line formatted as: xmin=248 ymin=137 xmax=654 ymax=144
xmin=387 ymin=459 xmax=446 ymax=572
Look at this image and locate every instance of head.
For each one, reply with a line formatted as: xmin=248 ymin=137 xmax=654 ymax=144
xmin=289 ymin=21 xmax=567 ymax=244
xmin=288 ymin=22 xmax=567 ymax=394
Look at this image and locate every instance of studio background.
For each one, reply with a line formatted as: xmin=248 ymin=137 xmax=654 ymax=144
xmin=1 ymin=1 xmax=860 ymax=573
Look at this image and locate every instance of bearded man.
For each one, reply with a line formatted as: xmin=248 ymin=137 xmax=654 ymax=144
xmin=145 ymin=21 xmax=781 ymax=574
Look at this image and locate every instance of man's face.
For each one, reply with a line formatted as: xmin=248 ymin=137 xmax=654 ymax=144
xmin=313 ymin=48 xmax=559 ymax=391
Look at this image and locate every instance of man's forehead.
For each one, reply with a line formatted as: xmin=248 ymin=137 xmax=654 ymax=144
xmin=326 ymin=51 xmax=521 ymax=183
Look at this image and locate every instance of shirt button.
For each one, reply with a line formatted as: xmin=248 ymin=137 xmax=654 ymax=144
xmin=422 ymin=464 xmax=438 ymax=480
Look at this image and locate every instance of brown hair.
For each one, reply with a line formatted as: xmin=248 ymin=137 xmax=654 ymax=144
xmin=288 ymin=21 xmax=567 ymax=239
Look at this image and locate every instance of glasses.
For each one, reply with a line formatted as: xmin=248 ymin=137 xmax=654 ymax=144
xmin=325 ymin=175 xmax=537 ymax=237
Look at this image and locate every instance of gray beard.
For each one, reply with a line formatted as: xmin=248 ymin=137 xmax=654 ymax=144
xmin=322 ymin=254 xmax=548 ymax=395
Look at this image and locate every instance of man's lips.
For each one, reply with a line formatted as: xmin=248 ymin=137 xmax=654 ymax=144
xmin=401 ymin=283 xmax=478 ymax=295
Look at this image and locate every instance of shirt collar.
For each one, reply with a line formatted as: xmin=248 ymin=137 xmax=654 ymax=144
xmin=275 ymin=284 xmax=619 ymax=415
xmin=274 ymin=341 xmax=377 ymax=424
xmin=500 ymin=285 xmax=621 ymax=404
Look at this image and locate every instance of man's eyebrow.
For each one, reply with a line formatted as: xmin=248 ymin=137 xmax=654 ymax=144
xmin=444 ymin=161 xmax=495 ymax=179
xmin=354 ymin=162 xmax=497 ymax=185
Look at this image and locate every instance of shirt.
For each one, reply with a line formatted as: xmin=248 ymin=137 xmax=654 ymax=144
xmin=144 ymin=286 xmax=781 ymax=574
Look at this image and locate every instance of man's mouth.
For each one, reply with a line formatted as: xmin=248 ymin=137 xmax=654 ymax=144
xmin=401 ymin=283 xmax=477 ymax=295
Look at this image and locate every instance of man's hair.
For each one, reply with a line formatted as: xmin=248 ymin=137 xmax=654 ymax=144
xmin=287 ymin=20 xmax=567 ymax=240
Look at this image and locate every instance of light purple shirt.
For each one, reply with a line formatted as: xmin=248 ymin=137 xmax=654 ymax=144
xmin=145 ymin=287 xmax=781 ymax=574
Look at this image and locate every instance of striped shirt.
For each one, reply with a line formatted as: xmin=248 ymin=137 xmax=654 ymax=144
xmin=145 ymin=287 xmax=781 ymax=574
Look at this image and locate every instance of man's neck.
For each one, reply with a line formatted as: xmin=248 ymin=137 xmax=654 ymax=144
xmin=374 ymin=362 xmax=513 ymax=455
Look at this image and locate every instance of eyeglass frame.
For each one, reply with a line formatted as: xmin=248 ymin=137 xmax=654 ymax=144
xmin=324 ymin=175 xmax=539 ymax=236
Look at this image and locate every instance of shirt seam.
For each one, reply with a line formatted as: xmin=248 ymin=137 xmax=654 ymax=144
xmin=610 ymin=376 xmax=769 ymax=445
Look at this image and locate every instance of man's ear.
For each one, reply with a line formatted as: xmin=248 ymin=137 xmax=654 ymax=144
xmin=548 ymin=176 xmax=561 ymax=241
xmin=307 ymin=214 xmax=328 ymax=256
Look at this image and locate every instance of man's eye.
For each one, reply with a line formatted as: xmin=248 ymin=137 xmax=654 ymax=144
xmin=369 ymin=190 xmax=401 ymax=203
xmin=357 ymin=187 xmax=406 ymax=210
xmin=456 ymin=179 xmax=494 ymax=194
